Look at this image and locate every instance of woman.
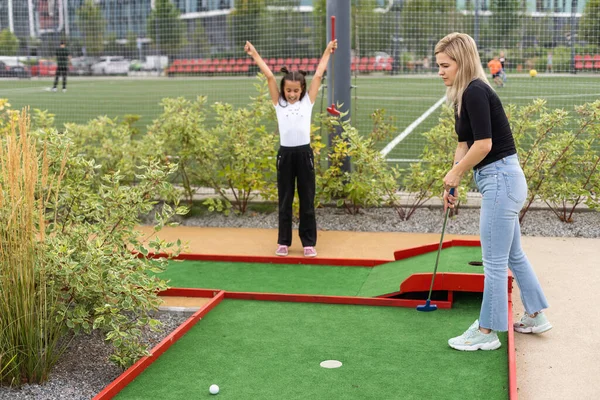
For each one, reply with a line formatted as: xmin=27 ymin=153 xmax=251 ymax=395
xmin=435 ymin=33 xmax=552 ymax=351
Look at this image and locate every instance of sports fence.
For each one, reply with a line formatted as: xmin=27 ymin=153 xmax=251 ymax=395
xmin=0 ymin=0 xmax=599 ymax=161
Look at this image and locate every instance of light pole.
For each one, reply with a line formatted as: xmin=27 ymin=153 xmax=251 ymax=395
xmin=474 ymin=0 xmax=480 ymax=45
xmin=392 ymin=0 xmax=404 ymax=75
xmin=570 ymin=0 xmax=577 ymax=74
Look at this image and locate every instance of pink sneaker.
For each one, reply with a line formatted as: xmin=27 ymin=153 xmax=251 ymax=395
xmin=304 ymin=246 xmax=317 ymax=257
xmin=275 ymin=245 xmax=288 ymax=256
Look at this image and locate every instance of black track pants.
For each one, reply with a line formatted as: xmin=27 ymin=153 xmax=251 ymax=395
xmin=53 ymin=68 xmax=67 ymax=89
xmin=276 ymin=144 xmax=317 ymax=247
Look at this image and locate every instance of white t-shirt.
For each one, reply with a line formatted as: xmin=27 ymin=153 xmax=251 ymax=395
xmin=274 ymin=94 xmax=314 ymax=147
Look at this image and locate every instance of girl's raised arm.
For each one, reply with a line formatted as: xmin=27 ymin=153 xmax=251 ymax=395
xmin=245 ymin=41 xmax=279 ymax=105
xmin=308 ymin=40 xmax=337 ymax=104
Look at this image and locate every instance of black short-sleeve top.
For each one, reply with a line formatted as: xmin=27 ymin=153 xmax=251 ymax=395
xmin=455 ymin=79 xmax=516 ymax=169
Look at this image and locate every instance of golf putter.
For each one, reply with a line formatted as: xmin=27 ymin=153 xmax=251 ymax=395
xmin=326 ymin=16 xmax=340 ymax=116
xmin=417 ymin=188 xmax=455 ymax=312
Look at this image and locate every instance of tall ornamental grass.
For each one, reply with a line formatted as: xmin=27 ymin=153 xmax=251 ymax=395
xmin=0 ymin=111 xmax=67 ymax=385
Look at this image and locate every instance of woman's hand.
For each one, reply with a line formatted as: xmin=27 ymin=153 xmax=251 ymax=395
xmin=244 ymin=41 xmax=256 ymax=57
xmin=326 ymin=39 xmax=338 ymax=53
xmin=443 ymin=168 xmax=462 ymax=192
xmin=443 ymin=188 xmax=458 ymax=211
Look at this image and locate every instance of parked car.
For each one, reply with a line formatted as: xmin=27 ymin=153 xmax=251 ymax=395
xmin=30 ymin=59 xmax=57 ymax=77
xmin=91 ymin=56 xmax=130 ymax=75
xmin=71 ymin=56 xmax=97 ymax=76
xmin=0 ymin=61 xmax=31 ymax=78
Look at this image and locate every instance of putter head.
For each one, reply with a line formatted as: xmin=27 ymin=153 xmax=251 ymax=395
xmin=416 ymin=299 xmax=438 ymax=312
xmin=327 ymin=104 xmax=340 ymax=116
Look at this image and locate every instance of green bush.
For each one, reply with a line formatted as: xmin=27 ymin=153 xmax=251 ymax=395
xmin=64 ymin=116 xmax=139 ymax=186
xmin=317 ymin=109 xmax=400 ymax=215
xmin=509 ymin=99 xmax=600 ymax=223
xmin=400 ymin=104 xmax=473 ymax=220
xmin=1 ymin=103 xmax=188 ymax=383
xmin=142 ymin=75 xmax=278 ymax=214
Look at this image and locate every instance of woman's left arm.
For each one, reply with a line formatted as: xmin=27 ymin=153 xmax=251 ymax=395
xmin=443 ymin=139 xmax=491 ymax=190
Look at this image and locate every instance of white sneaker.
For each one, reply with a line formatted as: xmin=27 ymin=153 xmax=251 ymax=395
xmin=514 ymin=312 xmax=552 ymax=334
xmin=51 ymin=88 xmax=57 ymax=92
xmin=448 ymin=320 xmax=502 ymax=351
xmin=62 ymin=88 xmax=67 ymax=93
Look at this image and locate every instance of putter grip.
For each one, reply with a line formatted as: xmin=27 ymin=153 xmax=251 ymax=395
xmin=331 ymin=16 xmax=336 ymax=53
xmin=448 ymin=187 xmax=455 ymax=205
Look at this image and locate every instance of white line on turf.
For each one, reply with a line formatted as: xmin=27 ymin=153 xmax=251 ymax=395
xmin=380 ymin=95 xmax=446 ymax=157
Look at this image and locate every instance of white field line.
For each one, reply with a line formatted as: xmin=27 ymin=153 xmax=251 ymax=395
xmin=380 ymin=95 xmax=446 ymax=157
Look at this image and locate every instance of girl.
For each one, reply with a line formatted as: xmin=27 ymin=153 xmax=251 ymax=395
xmin=435 ymin=33 xmax=551 ymax=351
xmin=244 ymin=39 xmax=337 ymax=257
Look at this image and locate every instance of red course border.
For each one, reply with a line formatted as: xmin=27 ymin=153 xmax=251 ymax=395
xmin=97 ymin=239 xmax=517 ymax=400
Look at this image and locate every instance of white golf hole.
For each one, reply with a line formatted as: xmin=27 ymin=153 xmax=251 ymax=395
xmin=320 ymin=360 xmax=342 ymax=369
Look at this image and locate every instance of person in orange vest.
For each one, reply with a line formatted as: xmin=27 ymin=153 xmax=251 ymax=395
xmin=487 ymin=57 xmax=504 ymax=87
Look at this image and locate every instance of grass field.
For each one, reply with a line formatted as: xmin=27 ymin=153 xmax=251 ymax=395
xmin=1 ymin=74 xmax=598 ymax=161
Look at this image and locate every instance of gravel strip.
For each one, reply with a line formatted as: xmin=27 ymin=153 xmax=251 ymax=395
xmin=0 ymin=312 xmax=189 ymax=400
xmin=181 ymin=206 xmax=600 ymax=238
xmin=1 ymin=206 xmax=597 ymax=399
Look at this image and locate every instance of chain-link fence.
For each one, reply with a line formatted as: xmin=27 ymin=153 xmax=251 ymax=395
xmin=0 ymin=0 xmax=598 ymax=161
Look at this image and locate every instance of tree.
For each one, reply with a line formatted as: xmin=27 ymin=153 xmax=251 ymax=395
xmin=0 ymin=29 xmax=19 ymax=56
xmin=490 ymin=0 xmax=524 ymax=49
xmin=402 ymin=0 xmax=456 ymax=57
xmin=147 ymin=0 xmax=186 ymax=57
xmin=76 ymin=0 xmax=105 ymax=56
xmin=313 ymin=0 xmax=327 ymax=56
xmin=579 ymin=0 xmax=600 ymax=47
xmin=352 ymin=0 xmax=386 ymax=56
xmin=192 ymin=21 xmax=211 ymax=58
xmin=231 ymin=0 xmax=267 ymax=56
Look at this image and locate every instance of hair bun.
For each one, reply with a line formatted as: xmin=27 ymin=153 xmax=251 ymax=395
xmin=280 ymin=67 xmax=289 ymax=74
xmin=298 ymin=70 xmax=308 ymax=76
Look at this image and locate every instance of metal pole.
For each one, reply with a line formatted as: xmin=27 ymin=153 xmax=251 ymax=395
xmin=474 ymin=0 xmax=479 ymax=45
xmin=8 ymin=0 xmax=14 ymax=33
xmin=570 ymin=0 xmax=577 ymax=74
xmin=327 ymin=0 xmax=351 ymax=173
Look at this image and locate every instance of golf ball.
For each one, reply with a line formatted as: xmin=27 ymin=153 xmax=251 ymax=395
xmin=209 ymin=384 xmax=219 ymax=395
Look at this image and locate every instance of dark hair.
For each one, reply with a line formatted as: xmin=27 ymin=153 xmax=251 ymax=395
xmin=278 ymin=67 xmax=307 ymax=107
xmin=60 ymin=41 xmax=65 ymax=46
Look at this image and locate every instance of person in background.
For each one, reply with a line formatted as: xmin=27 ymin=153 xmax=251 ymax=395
xmin=487 ymin=57 xmax=504 ymax=87
xmin=52 ymin=41 xmax=70 ymax=93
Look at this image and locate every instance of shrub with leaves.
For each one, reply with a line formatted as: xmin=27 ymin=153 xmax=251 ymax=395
xmin=1 ymin=103 xmax=188 ymax=381
xmin=511 ymin=99 xmax=600 ymax=223
xmin=399 ymin=104 xmax=472 ymax=220
xmin=64 ymin=115 xmax=139 ymax=186
xmin=43 ymin=152 xmax=187 ymax=369
xmin=318 ymin=110 xmax=400 ymax=215
xmin=141 ymin=75 xmax=278 ymax=214
xmin=142 ymin=96 xmax=211 ymax=202
xmin=536 ymin=100 xmax=600 ymax=221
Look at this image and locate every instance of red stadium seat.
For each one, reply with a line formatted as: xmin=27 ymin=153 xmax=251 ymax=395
xmin=584 ymin=54 xmax=593 ymax=70
xmin=594 ymin=54 xmax=600 ymax=69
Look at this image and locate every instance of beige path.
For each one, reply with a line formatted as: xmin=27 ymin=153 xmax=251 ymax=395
xmin=513 ymin=237 xmax=600 ymax=400
xmin=136 ymin=226 xmax=479 ymax=261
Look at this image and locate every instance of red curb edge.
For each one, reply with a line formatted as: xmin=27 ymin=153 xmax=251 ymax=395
xmin=508 ymin=281 xmax=518 ymax=400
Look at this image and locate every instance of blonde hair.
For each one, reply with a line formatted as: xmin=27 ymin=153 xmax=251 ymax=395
xmin=435 ymin=32 xmax=491 ymax=116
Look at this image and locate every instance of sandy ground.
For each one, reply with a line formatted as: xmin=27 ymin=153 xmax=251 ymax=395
xmin=513 ymin=237 xmax=600 ymax=400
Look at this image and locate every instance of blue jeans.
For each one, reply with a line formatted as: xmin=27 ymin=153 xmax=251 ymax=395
xmin=474 ymin=154 xmax=549 ymax=331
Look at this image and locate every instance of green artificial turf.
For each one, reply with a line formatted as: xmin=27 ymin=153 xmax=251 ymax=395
xmin=157 ymin=246 xmax=482 ymax=297
xmin=157 ymin=260 xmax=372 ymax=296
xmin=115 ymin=293 xmax=508 ymax=400
xmin=357 ymin=246 xmax=483 ymax=297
